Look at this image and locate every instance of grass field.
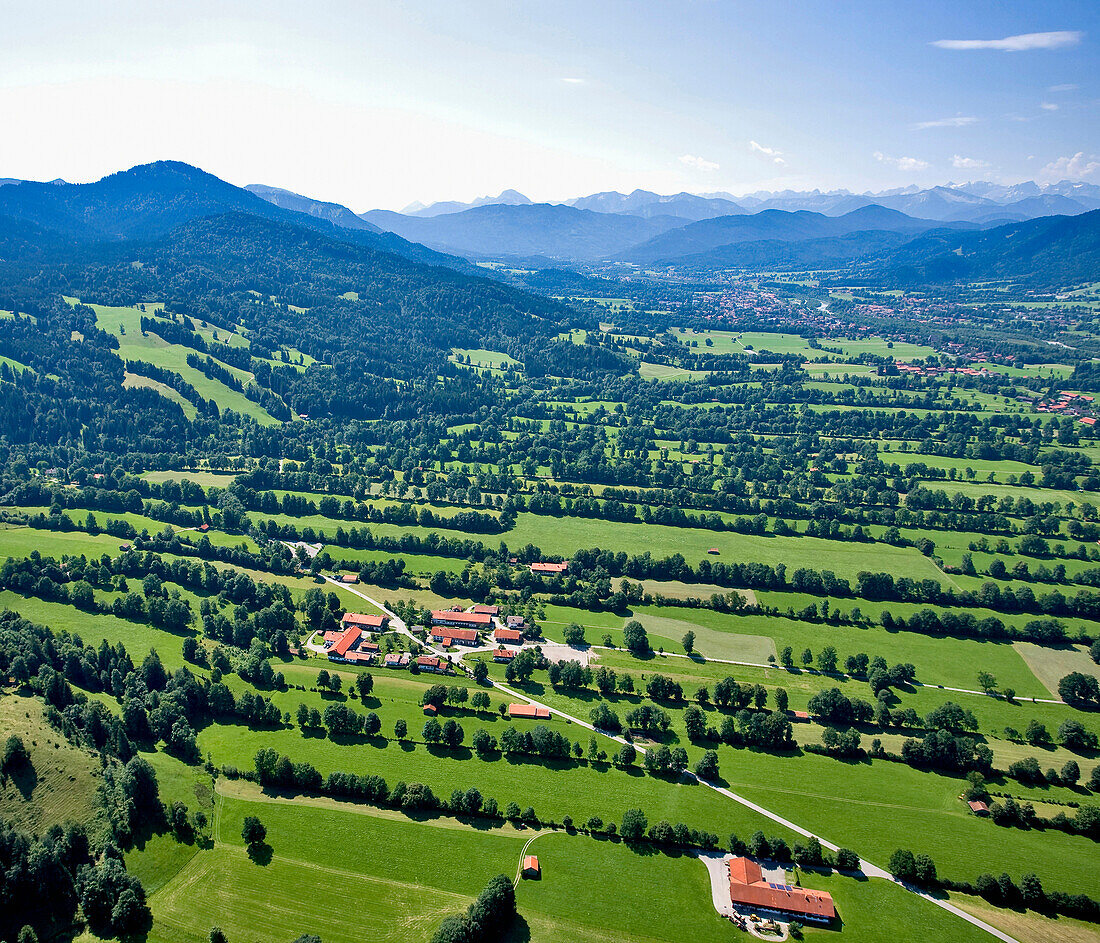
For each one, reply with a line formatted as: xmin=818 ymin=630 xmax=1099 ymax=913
xmin=1015 ymin=642 xmax=1100 ymax=697
xmin=139 ymin=782 xmax=1004 ymax=943
xmin=72 ymin=299 xmax=282 ymax=425
xmin=0 ymin=690 xmax=101 ymax=835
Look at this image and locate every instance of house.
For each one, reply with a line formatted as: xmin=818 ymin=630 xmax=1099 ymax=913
xmin=473 ymin=604 xmax=499 ymax=616
xmin=199 ymin=523 xmax=210 ymax=532
xmin=431 ymin=627 xmax=480 ymax=646
xmin=339 ymin=573 xmax=360 ymax=584
xmin=416 ymin=655 xmax=443 ymax=673
xmin=505 ymin=615 xmax=526 ymax=630
xmin=522 ymin=856 xmax=540 ymax=879
xmin=493 ymin=648 xmax=517 ymax=662
xmin=508 ymin=703 xmax=550 ymax=720
xmin=358 ymin=641 xmax=380 ymax=653
xmin=1080 ymin=417 xmax=1096 ymax=427
xmin=968 ymin=800 xmax=990 ymax=816
xmin=341 ymin=612 xmax=388 ymax=631
xmin=431 ymin=610 xmax=492 ymax=630
xmin=383 ymin=653 xmax=405 ymax=669
xmin=328 ymin=627 xmax=361 ymax=662
xmin=493 ymin=627 xmax=523 ymax=644
xmin=529 ymin=561 xmax=568 ymax=575
xmin=727 ymin=857 xmax=835 ymax=922
xmin=322 ymin=630 xmax=344 ymax=646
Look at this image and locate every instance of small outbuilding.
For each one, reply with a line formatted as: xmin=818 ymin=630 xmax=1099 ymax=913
xmin=968 ymin=800 xmax=990 ymax=816
xmin=522 ymin=856 xmax=540 ymax=878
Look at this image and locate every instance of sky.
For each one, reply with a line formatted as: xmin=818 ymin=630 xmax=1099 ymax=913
xmin=1 ymin=1 xmax=1098 ymax=209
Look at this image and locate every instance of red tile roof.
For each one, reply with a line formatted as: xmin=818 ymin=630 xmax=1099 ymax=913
xmin=508 ymin=703 xmax=550 ymax=719
xmin=332 ymin=627 xmax=361 ymax=657
xmin=493 ymin=628 xmax=523 ymax=642
xmin=431 ymin=610 xmax=491 ymax=627
xmin=530 ymin=562 xmax=568 ymax=574
xmin=728 ymin=857 xmax=835 ymax=920
xmin=342 ymin=612 xmax=387 ymax=629
xmin=523 ymin=856 xmax=539 ymax=874
xmin=473 ymin=604 xmax=499 ymax=615
xmin=431 ymin=627 xmax=479 ymax=642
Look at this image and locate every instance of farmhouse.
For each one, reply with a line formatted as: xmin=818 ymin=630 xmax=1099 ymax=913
xmin=341 ymin=612 xmax=388 ymax=631
xmin=522 ymin=856 xmax=540 ymax=878
xmin=493 ymin=627 xmax=523 ymax=644
xmin=431 ymin=610 xmax=492 ymax=629
xmin=529 ymin=561 xmax=568 ymax=575
xmin=383 ymin=652 xmax=409 ymax=669
xmin=505 ymin=615 xmax=526 ymax=629
xmin=508 ymin=703 xmax=551 ymax=720
xmin=430 ymin=627 xmax=480 ymax=646
xmin=727 ymin=857 xmax=835 ymax=922
xmin=493 ymin=647 xmax=516 ymax=662
xmin=327 ymin=626 xmax=361 ymax=662
xmin=416 ymin=655 xmax=444 ymax=673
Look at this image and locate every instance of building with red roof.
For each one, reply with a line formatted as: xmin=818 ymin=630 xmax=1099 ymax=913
xmin=529 ymin=562 xmax=568 ymax=575
xmin=727 ymin=857 xmax=835 ymax=922
xmin=522 ymin=856 xmax=540 ymax=878
xmin=508 ymin=703 xmax=550 ymax=720
xmin=473 ymin=604 xmax=500 ymax=615
xmin=968 ymin=800 xmax=990 ymax=816
xmin=493 ymin=648 xmax=517 ymax=662
xmin=328 ymin=627 xmax=361 ymax=661
xmin=416 ymin=655 xmax=443 ymax=673
xmin=431 ymin=627 xmax=480 ymax=645
xmin=342 ymin=612 xmax=388 ymax=631
xmin=431 ymin=610 xmax=492 ymax=629
xmin=339 ymin=573 xmax=360 ymax=584
xmin=493 ymin=627 xmax=523 ymax=644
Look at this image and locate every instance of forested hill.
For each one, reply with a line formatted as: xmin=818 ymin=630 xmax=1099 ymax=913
xmin=0 ymin=197 xmax=625 ymax=458
xmin=0 ymin=161 xmax=472 ymax=272
xmin=875 ymin=209 xmax=1100 ymax=286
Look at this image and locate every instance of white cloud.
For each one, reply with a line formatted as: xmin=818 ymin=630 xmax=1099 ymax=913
xmin=679 ymin=154 xmax=719 ymax=172
xmin=912 ymin=116 xmax=978 ymax=130
xmin=1048 ymin=83 xmax=1079 ymax=92
xmin=873 ymin=151 xmax=930 ymax=171
xmin=1040 ymin=102 xmax=1060 ymax=111
xmin=749 ymin=140 xmax=786 ymax=165
xmin=931 ymin=30 xmax=1083 ymax=52
xmin=1040 ymin=152 xmax=1100 ymax=182
xmin=561 ymin=77 xmax=585 ymax=85
xmin=951 ymin=155 xmax=989 ymax=169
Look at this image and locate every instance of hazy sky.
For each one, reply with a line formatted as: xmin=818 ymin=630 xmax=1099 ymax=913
xmin=2 ymin=1 xmax=1098 ymax=209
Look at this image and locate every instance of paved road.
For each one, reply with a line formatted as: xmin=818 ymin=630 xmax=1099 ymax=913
xmin=317 ymin=577 xmax=1020 ymax=942
xmin=481 ymin=674 xmax=1020 ymax=943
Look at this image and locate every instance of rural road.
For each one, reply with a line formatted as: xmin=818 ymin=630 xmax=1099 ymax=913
xmin=317 ymin=576 xmax=1020 ymax=942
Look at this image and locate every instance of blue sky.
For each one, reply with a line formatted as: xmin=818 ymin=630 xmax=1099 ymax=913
xmin=1 ymin=1 xmax=1097 ymax=208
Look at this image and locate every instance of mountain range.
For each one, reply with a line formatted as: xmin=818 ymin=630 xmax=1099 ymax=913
xmin=0 ymin=162 xmax=467 ymax=271
xmin=0 ymin=161 xmax=1095 ymax=287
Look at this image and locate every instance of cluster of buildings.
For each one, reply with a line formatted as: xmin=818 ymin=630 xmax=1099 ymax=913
xmin=889 ymin=362 xmax=990 ymax=379
xmin=428 ymin=604 xmax=530 ymax=662
xmin=1033 ymin=390 xmax=1097 ymax=426
xmin=323 ymin=612 xmax=389 ymax=664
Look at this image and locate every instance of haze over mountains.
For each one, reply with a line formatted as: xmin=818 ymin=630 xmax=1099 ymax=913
xmin=0 ymin=161 xmax=1096 ymax=288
